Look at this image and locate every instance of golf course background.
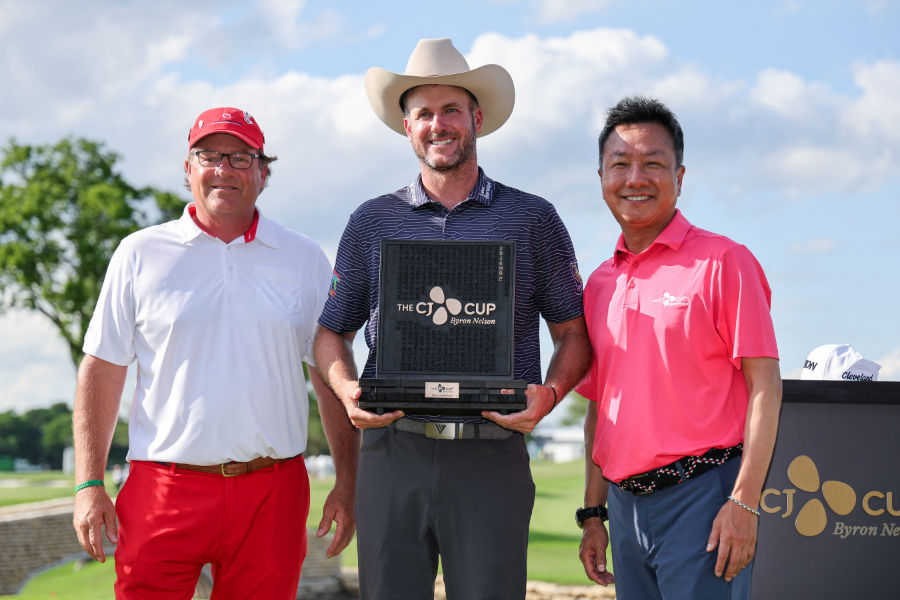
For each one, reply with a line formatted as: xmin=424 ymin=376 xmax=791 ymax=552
xmin=0 ymin=459 xmax=607 ymax=598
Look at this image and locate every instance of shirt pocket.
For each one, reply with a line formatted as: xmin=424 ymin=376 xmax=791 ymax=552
xmin=253 ymin=266 xmax=302 ymax=316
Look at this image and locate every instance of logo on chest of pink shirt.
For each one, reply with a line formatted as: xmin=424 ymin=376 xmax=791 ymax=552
xmin=651 ymin=291 xmax=690 ymax=307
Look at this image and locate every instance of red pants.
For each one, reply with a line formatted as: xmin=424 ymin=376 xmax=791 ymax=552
xmin=114 ymin=458 xmax=310 ymax=599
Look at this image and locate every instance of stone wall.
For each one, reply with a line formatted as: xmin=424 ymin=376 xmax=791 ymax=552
xmin=0 ymin=498 xmax=84 ymax=594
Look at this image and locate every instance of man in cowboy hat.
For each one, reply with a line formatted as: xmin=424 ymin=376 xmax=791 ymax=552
xmin=72 ymin=107 xmax=359 ymax=598
xmin=314 ymin=38 xmax=591 ymax=599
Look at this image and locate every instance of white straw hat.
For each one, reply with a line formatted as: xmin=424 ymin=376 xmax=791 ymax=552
xmin=364 ymin=37 xmax=515 ymax=137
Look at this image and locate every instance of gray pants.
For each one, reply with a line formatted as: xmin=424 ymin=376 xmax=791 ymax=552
xmin=356 ymin=425 xmax=535 ymax=600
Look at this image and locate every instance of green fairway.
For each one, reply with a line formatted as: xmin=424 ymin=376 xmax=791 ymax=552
xmin=2 ymin=561 xmax=117 ymax=600
xmin=1 ymin=459 xmax=605 ymax=596
xmin=0 ymin=473 xmax=117 ymax=507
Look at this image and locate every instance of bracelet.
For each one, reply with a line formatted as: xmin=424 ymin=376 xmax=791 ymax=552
xmin=548 ymin=385 xmax=559 ymax=407
xmin=74 ymin=480 xmax=104 ymax=493
xmin=728 ymin=495 xmax=760 ymax=516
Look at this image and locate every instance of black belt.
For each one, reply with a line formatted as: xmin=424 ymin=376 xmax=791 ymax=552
xmin=393 ymin=418 xmax=514 ymax=440
xmin=616 ymin=444 xmax=742 ymax=496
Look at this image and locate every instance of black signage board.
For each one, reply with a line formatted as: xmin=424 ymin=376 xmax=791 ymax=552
xmin=751 ymin=380 xmax=900 ymax=599
xmin=358 ymin=240 xmax=526 ymax=415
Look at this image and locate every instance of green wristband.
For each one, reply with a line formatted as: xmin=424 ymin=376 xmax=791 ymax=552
xmin=74 ymin=479 xmax=104 ymax=493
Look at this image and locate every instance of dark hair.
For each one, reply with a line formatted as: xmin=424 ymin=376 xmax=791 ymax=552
xmin=183 ymin=152 xmax=278 ymax=191
xmin=399 ymin=85 xmax=479 ymax=116
xmin=597 ymin=96 xmax=684 ymax=170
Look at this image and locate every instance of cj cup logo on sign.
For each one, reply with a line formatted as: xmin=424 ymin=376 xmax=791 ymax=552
xmin=395 ymin=286 xmax=497 ymax=326
xmin=761 ymin=455 xmax=900 ymax=539
xmin=425 ymin=382 xmax=460 ymax=399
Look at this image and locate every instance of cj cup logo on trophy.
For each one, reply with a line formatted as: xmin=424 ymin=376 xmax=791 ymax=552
xmin=358 ymin=240 xmax=526 ymax=414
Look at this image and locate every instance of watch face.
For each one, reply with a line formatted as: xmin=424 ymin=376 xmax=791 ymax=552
xmin=576 ymin=507 xmax=591 ymax=527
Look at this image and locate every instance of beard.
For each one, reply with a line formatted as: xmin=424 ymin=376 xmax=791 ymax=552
xmin=414 ymin=114 xmax=478 ymax=173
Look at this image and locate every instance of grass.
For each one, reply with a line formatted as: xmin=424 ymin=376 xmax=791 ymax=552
xmin=1 ymin=460 xmax=607 ymax=597
xmin=3 ymin=561 xmax=117 ymax=600
xmin=0 ymin=472 xmax=117 ymax=507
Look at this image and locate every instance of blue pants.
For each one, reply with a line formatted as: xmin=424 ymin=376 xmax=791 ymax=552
xmin=608 ymin=457 xmax=752 ymax=600
xmin=355 ymin=426 xmax=535 ymax=600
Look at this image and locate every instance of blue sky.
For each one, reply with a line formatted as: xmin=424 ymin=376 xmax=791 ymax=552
xmin=1 ymin=0 xmax=898 ymax=415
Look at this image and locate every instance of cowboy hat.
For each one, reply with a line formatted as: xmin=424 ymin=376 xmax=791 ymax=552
xmin=364 ymin=37 xmax=515 ymax=137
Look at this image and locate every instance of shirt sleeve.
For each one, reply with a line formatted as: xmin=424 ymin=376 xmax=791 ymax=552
xmin=82 ymin=239 xmax=137 ymax=366
xmin=533 ymin=204 xmax=584 ymax=324
xmin=574 ymin=272 xmax=599 ymax=401
xmin=717 ymin=244 xmax=779 ymax=366
xmin=318 ymin=212 xmax=372 ymax=334
xmin=300 ymin=246 xmax=334 ymax=366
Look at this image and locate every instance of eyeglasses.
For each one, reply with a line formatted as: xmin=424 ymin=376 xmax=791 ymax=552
xmin=190 ymin=150 xmax=260 ymax=169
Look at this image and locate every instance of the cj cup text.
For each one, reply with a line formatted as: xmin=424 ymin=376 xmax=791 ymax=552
xmin=761 ymin=455 xmax=900 ymax=538
xmin=398 ymin=302 xmax=497 ymax=317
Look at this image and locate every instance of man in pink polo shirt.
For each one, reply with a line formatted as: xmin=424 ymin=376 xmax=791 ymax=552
xmin=575 ymin=96 xmax=781 ymax=599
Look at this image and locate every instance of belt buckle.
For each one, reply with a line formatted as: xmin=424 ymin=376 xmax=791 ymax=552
xmin=621 ymin=473 xmax=655 ymax=496
xmin=220 ymin=462 xmax=240 ymax=477
xmin=425 ymin=422 xmax=459 ymax=440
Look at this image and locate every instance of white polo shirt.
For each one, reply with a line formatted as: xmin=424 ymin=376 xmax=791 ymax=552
xmin=83 ymin=204 xmax=332 ymax=464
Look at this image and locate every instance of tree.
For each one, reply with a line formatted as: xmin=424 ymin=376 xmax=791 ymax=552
xmin=21 ymin=402 xmax=71 ymax=466
xmin=0 ymin=411 xmax=38 ymax=462
xmin=559 ymin=391 xmax=589 ymax=427
xmin=0 ymin=137 xmax=184 ymax=367
xmin=41 ymin=411 xmax=74 ymax=469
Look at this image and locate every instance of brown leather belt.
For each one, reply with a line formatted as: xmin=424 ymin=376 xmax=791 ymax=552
xmin=168 ymin=455 xmax=300 ymax=477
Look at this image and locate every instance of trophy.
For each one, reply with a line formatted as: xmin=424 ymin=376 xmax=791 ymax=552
xmin=358 ymin=239 xmax=526 ymax=415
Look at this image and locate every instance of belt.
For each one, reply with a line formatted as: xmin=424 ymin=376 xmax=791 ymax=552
xmin=616 ymin=444 xmax=742 ymax=496
xmin=165 ymin=454 xmax=301 ymax=478
xmin=393 ymin=418 xmax=514 ymax=440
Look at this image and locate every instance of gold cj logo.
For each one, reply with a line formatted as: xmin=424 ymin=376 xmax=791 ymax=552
xmin=420 ymin=286 xmax=462 ymax=325
xmin=761 ymin=455 xmax=900 ymax=538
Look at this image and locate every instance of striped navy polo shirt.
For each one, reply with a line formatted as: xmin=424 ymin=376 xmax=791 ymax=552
xmin=319 ymin=168 xmax=584 ymax=385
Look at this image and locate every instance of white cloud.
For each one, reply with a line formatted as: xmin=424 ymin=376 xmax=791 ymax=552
xmin=471 ymin=29 xmax=671 ymax=134
xmin=530 ymin=0 xmax=616 ymax=24
xmin=0 ymin=311 xmax=75 ymax=413
xmin=865 ymin=0 xmax=900 ymax=16
xmin=876 ymin=348 xmax=900 ymax=381
xmin=848 ymin=60 xmax=900 ymax=143
xmin=788 ymin=238 xmax=837 ymax=255
xmin=750 ymin=69 xmax=838 ymax=121
xmin=257 ymin=0 xmax=350 ymax=50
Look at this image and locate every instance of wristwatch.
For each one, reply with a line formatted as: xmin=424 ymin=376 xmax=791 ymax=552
xmin=576 ymin=505 xmax=608 ymax=528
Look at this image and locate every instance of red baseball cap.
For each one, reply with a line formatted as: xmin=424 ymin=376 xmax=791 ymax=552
xmin=188 ymin=107 xmax=265 ymax=152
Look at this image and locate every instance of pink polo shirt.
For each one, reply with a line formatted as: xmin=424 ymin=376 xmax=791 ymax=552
xmin=576 ymin=210 xmax=778 ymax=482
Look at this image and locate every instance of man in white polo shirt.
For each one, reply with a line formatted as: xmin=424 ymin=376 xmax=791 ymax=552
xmin=72 ymin=107 xmax=359 ymax=599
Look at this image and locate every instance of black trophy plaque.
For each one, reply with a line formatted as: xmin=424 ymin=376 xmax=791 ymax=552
xmin=358 ymin=239 xmax=526 ymax=415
